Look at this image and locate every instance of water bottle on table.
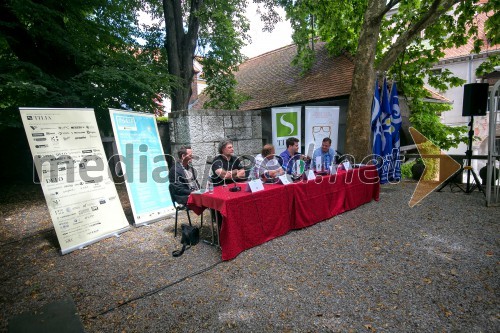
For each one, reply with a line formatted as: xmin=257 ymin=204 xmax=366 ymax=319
xmin=208 ymin=180 xmax=214 ymax=194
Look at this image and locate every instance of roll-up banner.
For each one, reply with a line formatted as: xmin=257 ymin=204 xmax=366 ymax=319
xmin=271 ymin=107 xmax=302 ymax=153
xmin=305 ymin=106 xmax=340 ymax=155
xmin=109 ymin=109 xmax=174 ymax=226
xmin=19 ymin=108 xmax=130 ymax=255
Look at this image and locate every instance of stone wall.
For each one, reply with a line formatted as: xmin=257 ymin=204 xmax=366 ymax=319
xmin=169 ymin=109 xmax=263 ymax=185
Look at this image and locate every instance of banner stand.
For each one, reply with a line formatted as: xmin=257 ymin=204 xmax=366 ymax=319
xmin=109 ymin=109 xmax=175 ymax=227
xmin=20 ymin=108 xmax=132 ymax=255
xmin=133 ymin=210 xmax=175 ymax=228
xmin=61 ymin=225 xmax=131 ymax=255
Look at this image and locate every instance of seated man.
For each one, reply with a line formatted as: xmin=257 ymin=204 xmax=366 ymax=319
xmin=168 ymin=146 xmax=199 ymax=205
xmin=312 ymin=137 xmax=336 ymax=171
xmin=278 ymin=137 xmax=310 ymax=174
xmin=211 ymin=139 xmax=246 ymax=186
xmin=255 ymin=144 xmax=284 ymax=182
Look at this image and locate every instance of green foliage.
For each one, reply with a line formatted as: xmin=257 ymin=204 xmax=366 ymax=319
xmin=418 ymin=140 xmax=441 ymax=181
xmin=276 ymin=0 xmax=487 ymax=150
xmin=401 ymin=160 xmax=415 ymax=179
xmin=197 ymin=0 xmax=250 ymax=109
xmin=156 ymin=116 xmax=169 ymax=123
xmin=0 ymin=0 xmax=173 ymax=133
xmin=479 ymin=0 xmax=500 ymax=46
xmin=476 ymin=54 xmax=500 ymax=77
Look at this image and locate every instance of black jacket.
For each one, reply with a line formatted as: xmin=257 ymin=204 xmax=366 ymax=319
xmin=168 ymin=162 xmax=199 ymax=204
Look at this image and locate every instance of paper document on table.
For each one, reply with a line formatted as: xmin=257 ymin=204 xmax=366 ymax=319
xmin=278 ymin=175 xmax=292 ymax=185
xmin=245 ymin=179 xmax=265 ymax=193
xmin=306 ymin=170 xmax=315 ymax=180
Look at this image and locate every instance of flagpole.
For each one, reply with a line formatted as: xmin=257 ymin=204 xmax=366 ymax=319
xmin=370 ymin=71 xmax=380 ymax=149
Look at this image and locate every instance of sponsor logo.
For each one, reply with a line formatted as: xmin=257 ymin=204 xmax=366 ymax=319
xmin=27 ymin=115 xmax=52 ymax=120
xmin=75 ymin=136 xmax=86 ymax=140
xmin=276 ymin=112 xmax=298 ymax=136
xmin=73 ymin=131 xmax=86 ymax=134
xmin=32 ymin=133 xmax=45 ymax=137
xmin=51 ymin=136 xmax=59 ymax=142
xmin=35 ymin=144 xmax=48 ymax=148
xmin=45 ymin=176 xmax=64 ymax=183
xmin=99 ymin=199 xmax=106 ymax=204
xmin=82 ymin=150 xmax=92 ymax=153
xmin=59 ymin=132 xmax=70 ymax=135
xmin=71 ymin=126 xmax=85 ymax=129
xmin=46 ymin=132 xmax=56 ymax=135
xmin=30 ymin=125 xmax=37 ymax=130
xmin=91 ymin=206 xmax=98 ymax=211
xmin=34 ymin=138 xmax=46 ymax=142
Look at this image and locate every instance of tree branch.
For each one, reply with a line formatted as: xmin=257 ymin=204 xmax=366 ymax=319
xmin=378 ymin=0 xmax=403 ymax=19
xmin=377 ymin=0 xmax=463 ymax=72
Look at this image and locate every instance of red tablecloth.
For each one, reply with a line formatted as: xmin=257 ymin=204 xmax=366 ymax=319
xmin=188 ymin=165 xmax=380 ymax=260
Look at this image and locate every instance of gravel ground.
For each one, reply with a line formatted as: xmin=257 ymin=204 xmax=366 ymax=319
xmin=0 ymin=181 xmax=498 ymax=332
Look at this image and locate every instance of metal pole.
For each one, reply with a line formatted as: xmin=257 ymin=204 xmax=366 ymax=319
xmin=486 ymin=79 xmax=500 ymax=206
xmin=466 ymin=116 xmax=474 ymax=192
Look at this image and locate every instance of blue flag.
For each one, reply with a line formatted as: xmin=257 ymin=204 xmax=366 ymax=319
xmin=390 ymin=81 xmax=402 ymax=181
xmin=371 ymin=79 xmax=382 ymax=159
xmin=379 ymin=77 xmax=392 ymax=184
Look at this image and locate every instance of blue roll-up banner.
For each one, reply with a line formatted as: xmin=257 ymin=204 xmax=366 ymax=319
xmin=110 ymin=109 xmax=174 ymax=226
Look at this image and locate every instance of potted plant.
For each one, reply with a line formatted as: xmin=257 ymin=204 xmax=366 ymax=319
xmin=411 ymin=158 xmax=425 ymax=180
xmin=479 ymin=163 xmax=500 ymax=185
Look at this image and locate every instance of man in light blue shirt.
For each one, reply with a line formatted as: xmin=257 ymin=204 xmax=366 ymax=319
xmin=312 ymin=137 xmax=336 ymax=171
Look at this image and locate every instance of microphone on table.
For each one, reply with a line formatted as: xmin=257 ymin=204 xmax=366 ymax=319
xmin=229 ymin=181 xmax=241 ymax=192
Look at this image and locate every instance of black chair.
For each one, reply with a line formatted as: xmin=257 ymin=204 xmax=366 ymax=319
xmin=168 ymin=184 xmax=203 ymax=237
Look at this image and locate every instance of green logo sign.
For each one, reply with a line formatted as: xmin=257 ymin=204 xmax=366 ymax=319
xmin=276 ymin=112 xmax=298 ymax=137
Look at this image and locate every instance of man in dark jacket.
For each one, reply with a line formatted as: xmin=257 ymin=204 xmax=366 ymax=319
xmin=168 ymin=146 xmax=199 ymax=205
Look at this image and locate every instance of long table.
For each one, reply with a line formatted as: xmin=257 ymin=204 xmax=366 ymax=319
xmin=188 ymin=165 xmax=380 ymax=260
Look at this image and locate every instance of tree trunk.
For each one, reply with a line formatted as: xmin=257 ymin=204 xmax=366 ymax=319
xmin=345 ymin=0 xmax=385 ymax=162
xmin=163 ymin=0 xmax=202 ymax=112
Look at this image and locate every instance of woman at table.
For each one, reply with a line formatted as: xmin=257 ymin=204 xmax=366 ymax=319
xmin=255 ymin=144 xmax=285 ymax=183
xmin=211 ymin=139 xmax=246 ymax=186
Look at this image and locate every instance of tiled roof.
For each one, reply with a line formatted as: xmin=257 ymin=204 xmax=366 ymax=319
xmin=193 ymin=42 xmax=354 ymax=111
xmin=424 ymin=86 xmax=452 ymax=103
xmin=442 ymin=11 xmax=499 ymax=59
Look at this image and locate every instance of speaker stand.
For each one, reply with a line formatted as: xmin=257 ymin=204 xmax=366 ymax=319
xmin=437 ymin=116 xmax=484 ymax=195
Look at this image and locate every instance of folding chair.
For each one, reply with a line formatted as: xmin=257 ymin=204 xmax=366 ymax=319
xmin=168 ymin=184 xmax=203 ymax=237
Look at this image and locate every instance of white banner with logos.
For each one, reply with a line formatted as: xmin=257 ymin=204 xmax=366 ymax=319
xmin=271 ymin=107 xmax=302 ymax=153
xmin=110 ymin=109 xmax=174 ymax=226
xmin=19 ymin=108 xmax=130 ymax=255
xmin=305 ymin=106 xmax=340 ymax=154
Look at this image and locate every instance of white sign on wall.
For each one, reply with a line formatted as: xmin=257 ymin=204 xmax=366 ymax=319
xmin=19 ymin=108 xmax=130 ymax=254
xmin=305 ymin=106 xmax=340 ymax=154
xmin=271 ymin=107 xmax=302 ymax=153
